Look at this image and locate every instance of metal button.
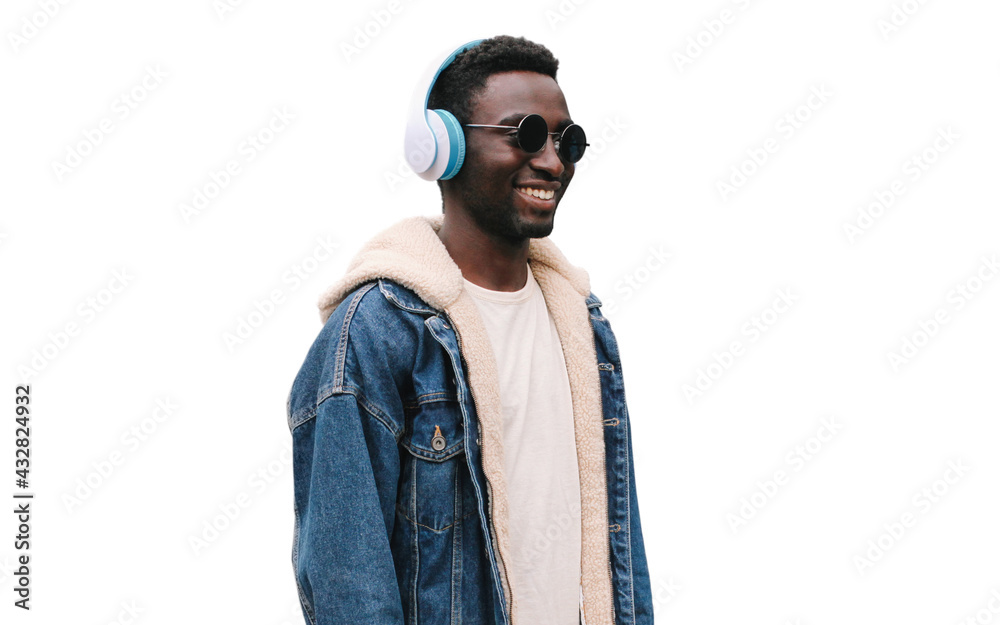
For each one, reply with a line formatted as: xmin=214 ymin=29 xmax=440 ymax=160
xmin=431 ymin=425 xmax=446 ymax=451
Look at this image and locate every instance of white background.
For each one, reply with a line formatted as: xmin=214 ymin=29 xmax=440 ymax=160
xmin=2 ymin=0 xmax=998 ymax=623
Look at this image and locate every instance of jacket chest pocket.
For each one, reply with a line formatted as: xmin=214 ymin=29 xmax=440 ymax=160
xmin=399 ymin=397 xmax=474 ymax=532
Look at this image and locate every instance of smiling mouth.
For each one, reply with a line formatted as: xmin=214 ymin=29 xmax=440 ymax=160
xmin=516 ymin=186 xmax=555 ymax=200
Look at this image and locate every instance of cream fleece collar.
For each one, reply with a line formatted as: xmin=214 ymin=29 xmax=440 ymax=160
xmin=317 ymin=214 xmax=615 ymax=625
xmin=318 ymin=214 xmax=592 ymax=320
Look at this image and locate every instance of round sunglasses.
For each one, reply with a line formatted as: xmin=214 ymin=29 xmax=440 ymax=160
xmin=464 ymin=114 xmax=589 ymax=163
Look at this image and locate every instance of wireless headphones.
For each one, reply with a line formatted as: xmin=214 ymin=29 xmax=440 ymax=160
xmin=404 ymin=39 xmax=485 ymax=181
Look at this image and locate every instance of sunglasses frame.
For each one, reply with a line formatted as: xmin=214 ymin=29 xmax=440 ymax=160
xmin=464 ymin=114 xmax=589 ymax=163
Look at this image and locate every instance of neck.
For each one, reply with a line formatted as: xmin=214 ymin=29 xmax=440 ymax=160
xmin=437 ymin=206 xmax=530 ymax=292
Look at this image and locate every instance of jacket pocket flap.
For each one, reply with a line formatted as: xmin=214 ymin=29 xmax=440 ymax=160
xmin=401 ymin=397 xmax=464 ymax=462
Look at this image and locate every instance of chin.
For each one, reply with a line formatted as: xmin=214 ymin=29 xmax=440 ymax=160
xmin=517 ymin=216 xmax=555 ymax=239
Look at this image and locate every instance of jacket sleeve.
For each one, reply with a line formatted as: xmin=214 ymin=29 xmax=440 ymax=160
xmin=290 ymin=390 xmax=404 ymax=625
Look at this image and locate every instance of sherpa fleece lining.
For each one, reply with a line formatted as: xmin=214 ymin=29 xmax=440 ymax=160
xmin=317 ymin=214 xmax=614 ymax=625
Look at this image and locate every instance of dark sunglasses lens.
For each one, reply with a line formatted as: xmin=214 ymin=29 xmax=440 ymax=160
xmin=517 ymin=114 xmax=548 ymax=153
xmin=560 ymin=125 xmax=587 ymax=163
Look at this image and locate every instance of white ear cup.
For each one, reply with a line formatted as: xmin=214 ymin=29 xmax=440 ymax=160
xmin=416 ymin=111 xmax=451 ymax=181
xmin=404 ymin=101 xmax=437 ymax=176
xmin=404 ymin=39 xmax=483 ymax=181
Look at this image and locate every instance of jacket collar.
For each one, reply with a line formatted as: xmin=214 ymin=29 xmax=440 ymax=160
xmin=318 ymin=214 xmax=592 ymax=321
xmin=316 ymin=214 xmax=615 ymax=625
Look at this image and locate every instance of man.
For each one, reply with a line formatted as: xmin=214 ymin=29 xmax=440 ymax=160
xmin=287 ymin=35 xmax=652 ymax=625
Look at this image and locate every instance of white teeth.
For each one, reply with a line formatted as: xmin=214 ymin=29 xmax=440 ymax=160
xmin=518 ymin=187 xmax=554 ymax=200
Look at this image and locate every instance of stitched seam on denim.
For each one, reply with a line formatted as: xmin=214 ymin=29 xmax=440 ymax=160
xmin=295 ymin=581 xmax=315 ymax=625
xmin=410 ymin=457 xmax=419 ymax=625
xmin=624 ymin=402 xmax=637 ymax=624
xmin=351 ymin=393 xmax=403 ymax=443
xmin=312 ymin=388 xmax=401 ymax=441
xmin=288 ymin=405 xmax=317 ymax=431
xmin=353 ymin=388 xmax=401 ymax=439
xmin=610 ymin=343 xmax=638 ymax=621
xmin=379 ymin=278 xmax=440 ymax=315
xmin=401 ymin=443 xmax=464 ymax=461
xmin=402 ymin=392 xmax=458 ymax=412
xmin=290 ymin=503 xmax=316 ymax=625
xmin=610 ymin=404 xmax=636 ymax=622
xmin=294 ymin=577 xmax=315 ymax=625
xmin=396 ymin=506 xmax=477 ymax=533
xmin=592 ymin=316 xmax=622 ymax=367
xmin=333 ymin=282 xmax=378 ymax=387
xmin=451 ymin=464 xmax=461 ymax=625
xmin=413 ymin=390 xmax=455 ymax=403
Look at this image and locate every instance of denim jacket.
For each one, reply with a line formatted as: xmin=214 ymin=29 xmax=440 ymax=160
xmin=287 ymin=214 xmax=652 ymax=624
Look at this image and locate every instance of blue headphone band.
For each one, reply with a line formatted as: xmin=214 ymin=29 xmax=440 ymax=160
xmin=422 ymin=39 xmax=485 ymax=116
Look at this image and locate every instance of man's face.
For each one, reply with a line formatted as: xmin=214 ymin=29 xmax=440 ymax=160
xmin=448 ymin=70 xmax=576 ymax=241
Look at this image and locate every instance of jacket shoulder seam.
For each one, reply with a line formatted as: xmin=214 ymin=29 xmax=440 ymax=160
xmin=287 ymin=281 xmax=384 ymax=432
xmin=331 ymin=281 xmax=380 ymax=389
xmin=377 ymin=278 xmax=441 ymax=315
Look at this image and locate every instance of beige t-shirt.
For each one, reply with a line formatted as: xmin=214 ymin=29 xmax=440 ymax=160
xmin=463 ymin=265 xmax=582 ymax=625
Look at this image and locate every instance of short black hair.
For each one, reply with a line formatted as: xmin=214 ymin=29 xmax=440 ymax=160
xmin=427 ymin=35 xmax=559 ymax=126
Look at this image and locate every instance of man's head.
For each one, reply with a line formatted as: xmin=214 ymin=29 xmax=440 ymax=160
xmin=427 ymin=36 xmax=579 ymax=241
xmin=427 ymin=36 xmax=559 ymax=130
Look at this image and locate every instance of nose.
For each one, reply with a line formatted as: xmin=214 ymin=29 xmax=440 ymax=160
xmin=529 ymin=134 xmax=565 ymax=177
